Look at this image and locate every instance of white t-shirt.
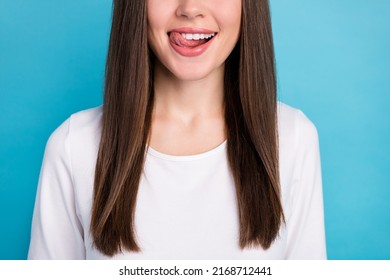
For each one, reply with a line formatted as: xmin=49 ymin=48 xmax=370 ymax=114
xmin=28 ymin=102 xmax=327 ymax=259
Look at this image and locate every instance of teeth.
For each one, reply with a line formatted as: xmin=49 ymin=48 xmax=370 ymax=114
xmin=181 ymin=33 xmax=215 ymax=40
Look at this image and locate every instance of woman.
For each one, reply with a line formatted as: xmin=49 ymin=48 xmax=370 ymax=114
xmin=28 ymin=0 xmax=326 ymax=259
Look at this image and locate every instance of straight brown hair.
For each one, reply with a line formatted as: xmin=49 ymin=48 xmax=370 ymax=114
xmin=91 ymin=0 xmax=284 ymax=256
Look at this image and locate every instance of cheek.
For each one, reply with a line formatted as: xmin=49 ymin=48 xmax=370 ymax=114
xmin=147 ymin=1 xmax=176 ymax=51
xmin=214 ymin=0 xmax=242 ymax=21
xmin=147 ymin=5 xmax=164 ymax=55
xmin=217 ymin=2 xmax=242 ymax=46
xmin=147 ymin=0 xmax=175 ymax=31
xmin=147 ymin=3 xmax=163 ymax=35
xmin=223 ymin=1 xmax=242 ymax=31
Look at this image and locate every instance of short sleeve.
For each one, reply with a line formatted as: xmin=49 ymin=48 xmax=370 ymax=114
xmin=285 ymin=111 xmax=327 ymax=259
xmin=28 ymin=118 xmax=86 ymax=259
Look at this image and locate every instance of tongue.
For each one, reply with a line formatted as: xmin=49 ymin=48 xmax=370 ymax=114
xmin=170 ymin=32 xmax=208 ymax=48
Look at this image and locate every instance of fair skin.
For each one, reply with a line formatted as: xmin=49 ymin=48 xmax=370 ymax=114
xmin=147 ymin=0 xmax=242 ymax=155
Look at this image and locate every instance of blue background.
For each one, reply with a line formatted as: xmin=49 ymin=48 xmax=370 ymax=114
xmin=0 ymin=0 xmax=389 ymax=259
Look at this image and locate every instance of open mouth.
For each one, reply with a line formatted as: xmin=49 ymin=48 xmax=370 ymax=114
xmin=168 ymin=32 xmax=217 ymax=48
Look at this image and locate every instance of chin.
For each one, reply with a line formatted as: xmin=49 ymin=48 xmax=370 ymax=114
xmin=172 ymin=70 xmax=212 ymax=81
xmin=168 ymin=61 xmax=222 ymax=82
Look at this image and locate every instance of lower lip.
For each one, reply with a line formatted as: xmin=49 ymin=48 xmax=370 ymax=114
xmin=169 ymin=35 xmax=216 ymax=57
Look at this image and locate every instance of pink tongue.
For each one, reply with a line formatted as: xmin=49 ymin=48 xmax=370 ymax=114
xmin=170 ymin=32 xmax=208 ymax=48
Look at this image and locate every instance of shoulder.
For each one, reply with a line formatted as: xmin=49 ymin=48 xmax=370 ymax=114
xmin=277 ymin=102 xmax=321 ymax=184
xmin=277 ymin=102 xmax=319 ymax=148
xmin=68 ymin=106 xmax=102 ymax=140
xmin=45 ymin=106 xmax=102 ymax=156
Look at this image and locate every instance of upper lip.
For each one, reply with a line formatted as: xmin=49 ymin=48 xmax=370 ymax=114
xmin=168 ymin=27 xmax=217 ymax=34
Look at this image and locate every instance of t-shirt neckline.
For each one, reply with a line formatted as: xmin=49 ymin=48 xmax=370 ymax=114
xmin=147 ymin=140 xmax=227 ymax=162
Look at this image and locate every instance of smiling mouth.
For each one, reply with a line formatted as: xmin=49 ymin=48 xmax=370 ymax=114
xmin=169 ymin=32 xmax=217 ymax=48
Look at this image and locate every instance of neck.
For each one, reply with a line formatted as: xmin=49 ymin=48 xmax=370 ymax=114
xmin=153 ymin=61 xmax=225 ymax=121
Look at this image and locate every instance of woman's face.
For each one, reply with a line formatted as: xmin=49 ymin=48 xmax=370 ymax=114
xmin=147 ymin=0 xmax=242 ymax=81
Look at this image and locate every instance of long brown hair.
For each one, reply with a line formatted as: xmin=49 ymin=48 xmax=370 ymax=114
xmin=91 ymin=0 xmax=283 ymax=256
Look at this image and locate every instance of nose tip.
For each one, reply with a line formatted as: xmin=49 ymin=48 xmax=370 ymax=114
xmin=176 ymin=0 xmax=205 ymax=19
